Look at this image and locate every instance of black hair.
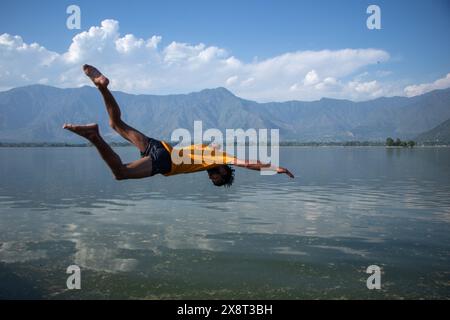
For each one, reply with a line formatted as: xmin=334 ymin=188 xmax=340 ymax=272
xmin=208 ymin=165 xmax=235 ymax=187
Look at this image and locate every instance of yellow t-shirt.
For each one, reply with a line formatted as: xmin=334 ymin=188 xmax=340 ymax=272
xmin=160 ymin=142 xmax=236 ymax=176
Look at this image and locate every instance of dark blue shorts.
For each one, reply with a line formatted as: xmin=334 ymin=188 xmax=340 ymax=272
xmin=140 ymin=137 xmax=172 ymax=176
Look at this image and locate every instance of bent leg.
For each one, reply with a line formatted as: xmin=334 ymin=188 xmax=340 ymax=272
xmin=90 ymin=133 xmax=153 ymax=180
xmin=63 ymin=123 xmax=152 ymax=180
xmin=83 ymin=64 xmax=149 ymax=153
xmin=98 ymin=86 xmax=149 ymax=153
xmin=119 ymin=157 xmax=154 ymax=180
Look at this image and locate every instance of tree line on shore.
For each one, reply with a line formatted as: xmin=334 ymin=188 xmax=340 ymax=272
xmin=385 ymin=137 xmax=416 ymax=147
xmin=0 ymin=139 xmax=442 ymax=148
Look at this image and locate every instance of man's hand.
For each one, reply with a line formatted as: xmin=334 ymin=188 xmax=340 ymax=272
xmin=276 ymin=167 xmax=295 ymax=178
xmin=234 ymin=159 xmax=294 ymax=178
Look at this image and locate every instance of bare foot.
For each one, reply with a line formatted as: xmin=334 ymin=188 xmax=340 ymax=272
xmin=63 ymin=123 xmax=99 ymax=141
xmin=83 ymin=64 xmax=109 ymax=88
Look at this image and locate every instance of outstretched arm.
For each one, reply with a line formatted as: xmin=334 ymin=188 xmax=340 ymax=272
xmin=233 ymin=159 xmax=294 ymax=178
xmin=208 ymin=144 xmax=295 ymax=178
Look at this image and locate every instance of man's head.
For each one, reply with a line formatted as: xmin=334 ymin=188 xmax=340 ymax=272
xmin=207 ymin=165 xmax=235 ymax=187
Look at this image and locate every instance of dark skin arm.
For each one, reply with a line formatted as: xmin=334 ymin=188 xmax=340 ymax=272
xmin=233 ymin=159 xmax=295 ymax=178
xmin=208 ymin=144 xmax=294 ymax=178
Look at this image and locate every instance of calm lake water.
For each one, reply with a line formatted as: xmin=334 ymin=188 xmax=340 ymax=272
xmin=0 ymin=146 xmax=449 ymax=299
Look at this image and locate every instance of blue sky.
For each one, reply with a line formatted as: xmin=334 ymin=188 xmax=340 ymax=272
xmin=1 ymin=0 xmax=449 ymax=101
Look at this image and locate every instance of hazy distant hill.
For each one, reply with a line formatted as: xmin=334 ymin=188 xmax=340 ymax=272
xmin=0 ymin=85 xmax=450 ymax=142
xmin=415 ymin=118 xmax=450 ymax=144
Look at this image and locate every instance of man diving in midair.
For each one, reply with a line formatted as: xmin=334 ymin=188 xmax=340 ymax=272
xmin=63 ymin=65 xmax=294 ymax=187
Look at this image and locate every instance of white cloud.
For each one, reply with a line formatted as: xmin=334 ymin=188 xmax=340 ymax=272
xmin=315 ymin=77 xmax=338 ymax=90
xmin=63 ymin=19 xmax=119 ymax=63
xmin=349 ymin=80 xmax=379 ymax=93
xmin=241 ymin=77 xmax=255 ymax=87
xmin=115 ymin=34 xmax=145 ymax=54
xmin=404 ymin=73 xmax=450 ymax=97
xmin=226 ymin=75 xmax=238 ymax=86
xmin=304 ymin=70 xmax=320 ymax=86
xmin=0 ymin=19 xmax=395 ymax=101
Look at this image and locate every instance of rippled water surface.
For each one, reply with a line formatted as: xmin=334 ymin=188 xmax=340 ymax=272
xmin=0 ymin=146 xmax=449 ymax=299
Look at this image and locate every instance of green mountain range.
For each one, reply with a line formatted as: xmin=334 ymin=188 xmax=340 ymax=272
xmin=415 ymin=118 xmax=450 ymax=144
xmin=0 ymin=85 xmax=450 ymax=142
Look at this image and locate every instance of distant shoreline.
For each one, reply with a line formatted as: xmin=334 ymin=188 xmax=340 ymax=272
xmin=0 ymin=142 xmax=449 ymax=148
